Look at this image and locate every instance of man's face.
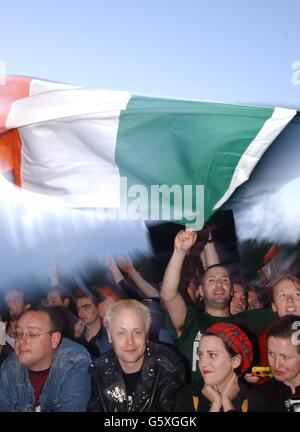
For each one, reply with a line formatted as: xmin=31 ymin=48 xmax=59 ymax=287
xmin=108 ymin=308 xmax=147 ymax=373
xmin=15 ymin=311 xmax=60 ymax=371
xmin=268 ymin=336 xmax=300 ymax=387
xmin=200 ymin=267 xmax=232 ymax=309
xmin=272 ymin=279 xmax=300 ymax=318
xmin=76 ymin=297 xmax=99 ymax=326
xmin=5 ymin=290 xmax=26 ymax=320
xmin=230 ymin=283 xmax=247 ymax=315
xmin=247 ymin=290 xmax=262 ymax=310
xmin=47 ymin=290 xmax=64 ymax=307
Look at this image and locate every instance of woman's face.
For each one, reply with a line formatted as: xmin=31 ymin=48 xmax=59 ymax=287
xmin=198 ymin=335 xmax=240 ymax=387
xmin=272 ymin=279 xmax=300 ymax=318
xmin=268 ymin=336 xmax=300 ymax=386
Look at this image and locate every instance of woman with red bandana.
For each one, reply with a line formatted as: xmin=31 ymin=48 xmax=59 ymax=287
xmin=175 ymin=322 xmax=268 ymax=411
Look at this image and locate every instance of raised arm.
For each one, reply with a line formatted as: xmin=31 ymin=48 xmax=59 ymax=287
xmin=118 ymin=257 xmax=159 ymax=299
xmin=104 ymin=257 xmax=125 ymax=285
xmin=47 ymin=261 xmax=59 ymax=287
xmin=203 ymin=229 xmax=220 ymax=267
xmin=105 ymin=256 xmax=145 ymax=300
xmin=160 ymin=229 xmax=197 ymax=336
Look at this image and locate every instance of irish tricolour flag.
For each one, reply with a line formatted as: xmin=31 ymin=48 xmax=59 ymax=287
xmin=0 ymin=76 xmax=296 ymax=228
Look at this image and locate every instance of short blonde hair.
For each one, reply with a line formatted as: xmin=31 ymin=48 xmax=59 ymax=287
xmin=104 ymin=299 xmax=151 ymax=333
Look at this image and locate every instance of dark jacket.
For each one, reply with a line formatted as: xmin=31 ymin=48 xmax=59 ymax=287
xmin=258 ymin=378 xmax=300 ymax=412
xmin=175 ymin=379 xmax=268 ymax=412
xmin=88 ymin=342 xmax=185 ymax=412
xmin=78 ymin=326 xmax=111 ymax=360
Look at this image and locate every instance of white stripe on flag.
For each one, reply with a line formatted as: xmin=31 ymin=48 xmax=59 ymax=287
xmin=213 ymin=107 xmax=297 ymax=210
xmin=18 ymin=110 xmax=129 ymax=208
xmin=6 ymin=88 xmax=132 ymax=128
xmin=29 ymin=78 xmax=81 ymax=96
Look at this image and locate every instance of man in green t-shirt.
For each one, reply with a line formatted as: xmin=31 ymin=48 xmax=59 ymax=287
xmin=160 ymin=230 xmax=275 ymax=381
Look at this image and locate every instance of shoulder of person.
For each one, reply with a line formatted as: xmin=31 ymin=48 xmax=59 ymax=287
xmin=255 ymin=377 xmax=277 ymax=394
xmin=239 ymin=379 xmax=268 ymax=396
xmin=177 ymin=381 xmax=202 ymax=396
xmin=56 ymin=337 xmax=92 ymax=362
xmin=149 ymin=341 xmax=176 ymax=357
xmin=1 ymin=350 xmax=20 ymax=369
xmin=238 ymin=380 xmax=270 ymax=411
xmin=175 ymin=381 xmax=203 ymax=411
xmin=180 ymin=307 xmax=209 ymax=333
xmin=186 ymin=305 xmax=206 ymax=321
xmin=90 ymin=348 xmax=116 ymax=368
xmin=236 ymin=306 xmax=274 ymax=320
xmin=0 ymin=352 xmax=26 ymax=382
xmin=149 ymin=342 xmax=184 ymax=372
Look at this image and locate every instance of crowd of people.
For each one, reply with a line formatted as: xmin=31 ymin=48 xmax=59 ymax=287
xmin=0 ymin=228 xmax=300 ymax=412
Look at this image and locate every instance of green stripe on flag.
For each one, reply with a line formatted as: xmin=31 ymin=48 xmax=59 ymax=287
xmin=116 ymin=95 xmax=274 ymax=228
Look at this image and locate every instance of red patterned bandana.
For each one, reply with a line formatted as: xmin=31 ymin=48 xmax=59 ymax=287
xmin=204 ymin=322 xmax=253 ymax=375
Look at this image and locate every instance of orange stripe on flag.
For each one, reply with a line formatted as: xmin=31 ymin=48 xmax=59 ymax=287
xmin=0 ymin=129 xmax=22 ymax=186
xmin=0 ymin=76 xmax=31 ymax=133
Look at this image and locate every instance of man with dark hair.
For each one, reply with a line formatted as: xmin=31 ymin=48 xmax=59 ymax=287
xmin=46 ymin=286 xmax=71 ymax=308
xmin=258 ymin=315 xmax=300 ymax=411
xmin=0 ymin=306 xmax=91 ymax=412
xmin=247 ymin=286 xmax=270 ymax=310
xmin=46 ymin=285 xmax=79 ymax=340
xmin=74 ymin=292 xmax=111 ymax=359
xmin=230 ymin=279 xmax=248 ymax=315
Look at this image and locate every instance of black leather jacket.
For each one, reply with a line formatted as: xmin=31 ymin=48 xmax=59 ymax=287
xmin=88 ymin=342 xmax=185 ymax=412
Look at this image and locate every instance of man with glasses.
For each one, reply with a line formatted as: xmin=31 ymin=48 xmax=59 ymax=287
xmin=0 ymin=306 xmax=91 ymax=412
xmin=74 ymin=291 xmax=110 ymax=359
